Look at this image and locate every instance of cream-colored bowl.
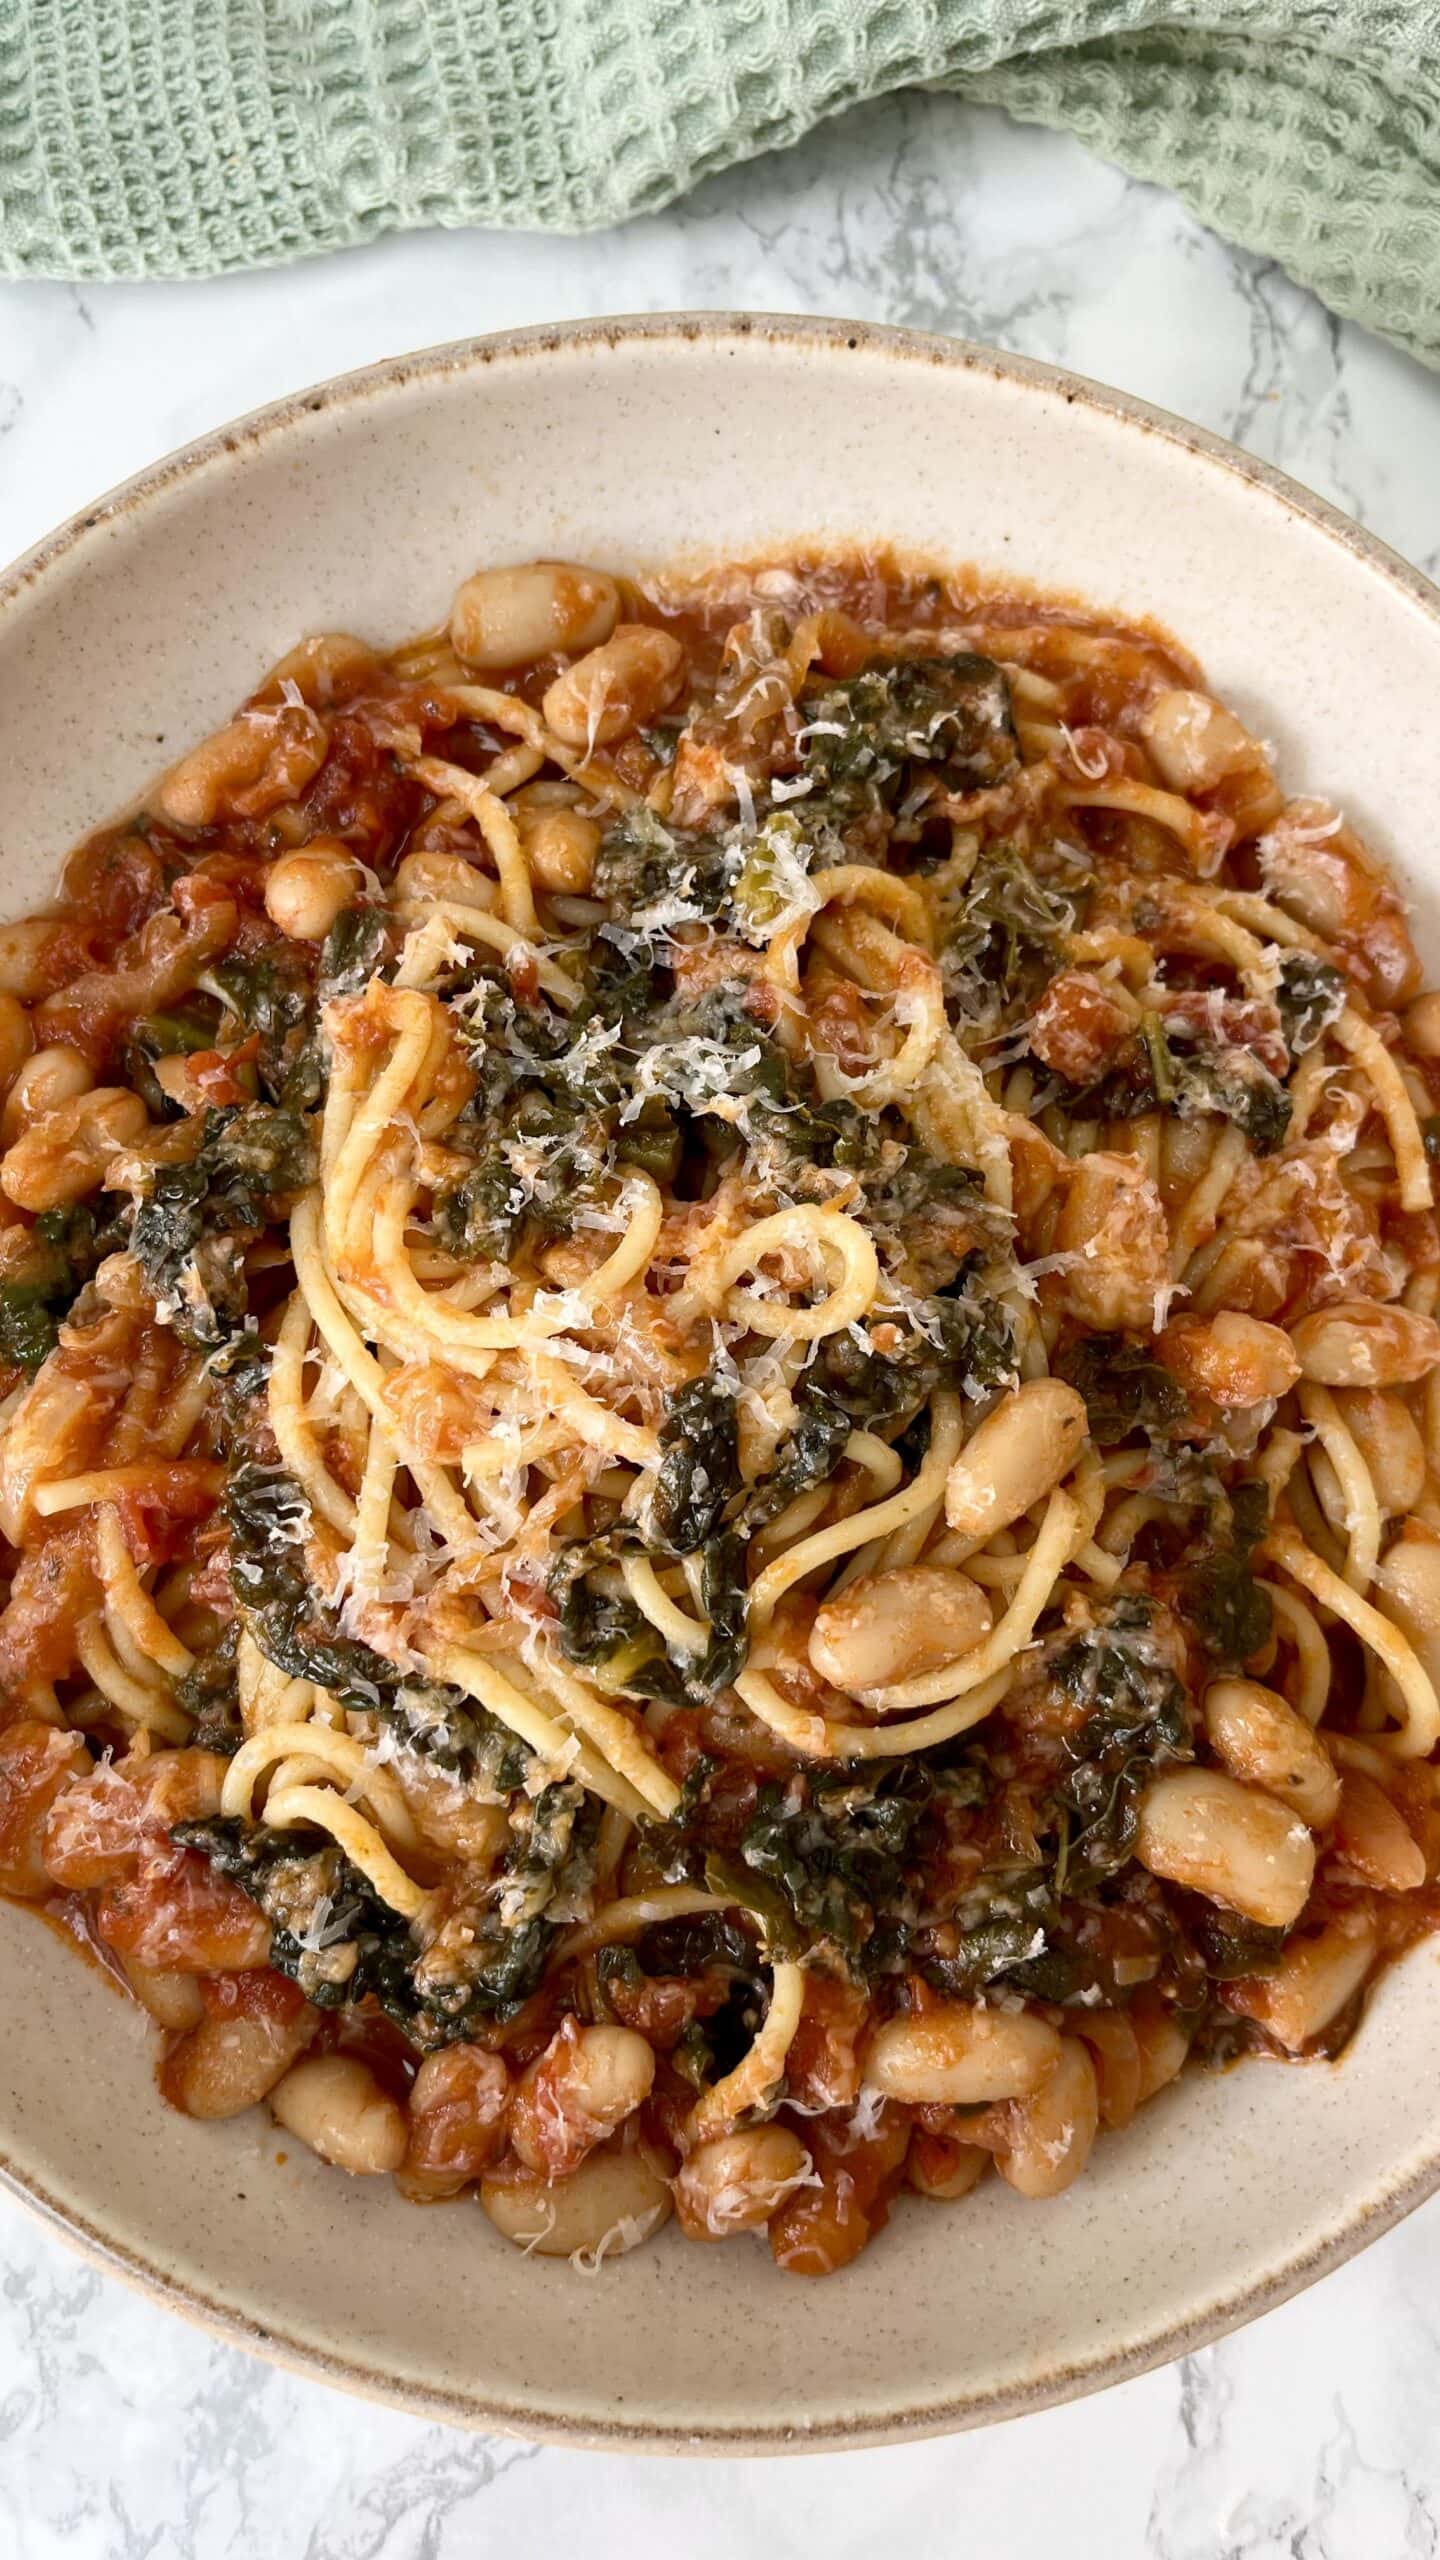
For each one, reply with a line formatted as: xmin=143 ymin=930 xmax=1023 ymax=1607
xmin=2 ymin=316 xmax=1439 ymax=2452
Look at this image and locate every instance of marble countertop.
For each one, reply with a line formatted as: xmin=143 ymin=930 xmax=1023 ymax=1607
xmin=2 ymin=89 xmax=1440 ymax=2559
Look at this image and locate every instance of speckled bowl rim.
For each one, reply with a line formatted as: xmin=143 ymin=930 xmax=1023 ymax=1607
xmin=2 ymin=311 xmax=1440 ymax=2455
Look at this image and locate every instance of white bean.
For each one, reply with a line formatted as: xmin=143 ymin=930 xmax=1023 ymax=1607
xmin=0 ymin=919 xmax=63 ymax=1000
xmin=1404 ymin=992 xmax=1440 ymax=1059
xmin=1158 ymin=1311 xmax=1299 ymax=1407
xmin=510 ymin=2019 xmax=655 ymax=2176
xmin=480 ymin=2140 xmax=672 ymax=2259
xmin=1140 ymin=689 xmax=1266 ymax=793
xmin=1053 ymin=1153 xmax=1169 ymax=1332
xmin=993 ymin=2038 xmax=1100 ymax=2200
xmin=0 ymin=1088 xmax=148 ymax=1210
xmin=542 ymin=626 xmax=686 ymax=749
xmin=155 ymin=709 xmax=326 ymax=827
xmin=120 ymin=1958 xmax=205 ymax=2032
xmin=264 ymin=843 xmax=360 ymax=941
xmin=254 ymin=632 xmax=379 ymax=707
xmin=809 ymin=1565 xmax=993 ymax=1695
xmin=270 ymin=2054 xmax=407 ymax=2173
xmin=673 ymin=2127 xmax=812 ymax=2240
xmin=400 ymin=2046 xmax=512 ymax=2201
xmin=863 ymin=2003 xmax=1061 ymax=2106
xmin=944 ymin=1379 xmax=1088 ymax=1539
xmin=1072 ymin=2012 xmax=1142 ymax=2130
xmin=1291 ymin=1300 xmax=1440 ymax=1389
xmin=0 ymin=995 xmax=34 ymax=1095
xmin=1203 ymin=1678 xmax=1341 ymax=1826
xmin=159 ymin=1997 xmax=316 ymax=2120
xmin=450 ymin=562 xmax=620 ymax=669
xmin=1331 ymin=1769 xmax=1426 ymax=1891
xmin=1134 ymin=1767 xmax=1315 ymax=1927
xmin=906 ymin=2137 xmax=989 ymax=2201
xmin=516 ymin=804 xmax=601 ymax=893
xmin=1132 ymin=2000 xmax=1192 ymax=2102
xmin=0 ymin=1046 xmax=94 ymax=1144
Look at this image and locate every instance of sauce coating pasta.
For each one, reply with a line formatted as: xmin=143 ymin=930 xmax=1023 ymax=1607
xmin=3 ymin=549 xmax=1440 ymax=2276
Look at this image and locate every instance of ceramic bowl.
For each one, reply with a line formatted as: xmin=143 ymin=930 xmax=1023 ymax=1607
xmin=2 ymin=315 xmax=1439 ymax=2453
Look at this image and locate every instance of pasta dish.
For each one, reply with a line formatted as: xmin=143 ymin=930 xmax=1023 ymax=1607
xmin=0 ymin=550 xmax=1437 ymax=2274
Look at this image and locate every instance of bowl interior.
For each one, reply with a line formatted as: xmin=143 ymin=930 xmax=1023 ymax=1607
xmin=3 ymin=318 xmax=1440 ymax=2450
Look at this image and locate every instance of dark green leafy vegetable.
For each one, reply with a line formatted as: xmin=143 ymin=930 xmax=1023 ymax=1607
xmin=174 ymin=1622 xmax=241 ymax=1756
xmin=735 ymin=1775 xmax=922 ymax=1970
xmin=0 ymin=1203 xmax=118 ymax=1374
xmin=1063 ymin=1016 xmax=1292 ymax=1154
xmin=1175 ymin=1049 xmax=1292 ymax=1155
xmin=1276 ymin=952 xmax=1347 ymax=1058
xmin=592 ymin=807 xmax=730 ymax=925
xmin=735 ymin=1288 xmax=1015 ymax=1538
xmin=944 ymin=843 xmax=1083 ymax=1017
xmin=433 ymin=1105 xmax=612 ymax=1265
xmin=130 ymin=1104 xmax=313 ymax=1347
xmin=649 ymin=1372 xmax=742 ymax=1552
xmin=922 ymin=1865 xmax=1102 ymax=2005
xmin=174 ymin=1809 xmax=575 ymax=2039
xmin=691 ymin=1763 xmax=986 ymax=1980
xmin=1193 ymin=1908 xmax=1288 ymax=1981
xmin=1050 ymin=1594 xmax=1193 ymax=1893
xmin=212 ymin=944 xmax=316 ymax=1104
xmin=728 ymin=809 xmax=823 ymax=941
xmin=1174 ymin=1477 xmax=1273 ymax=1666
xmin=800 ymin=654 xmax=1016 ymax=807
xmin=122 ymin=1004 xmax=227 ymax=1115
xmin=740 ymin=1385 xmax=855 ymax=1535
xmin=319 ymin=905 xmax=392 ymax=999
xmin=548 ymin=1525 xmax=748 ymax=1707
xmin=224 ymin=1425 xmax=535 ymax=1795
xmin=0 ymin=1289 xmax=63 ymax=1375
xmin=613 ymin=1099 xmax=682 ymax=1184
xmin=1057 ymin=1332 xmax=1189 ymax=1449
xmin=186 ymin=1395 xmax=575 ymax=2045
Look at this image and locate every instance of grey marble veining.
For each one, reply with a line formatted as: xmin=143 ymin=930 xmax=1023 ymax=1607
xmin=1 ymin=88 xmax=1439 ymax=2559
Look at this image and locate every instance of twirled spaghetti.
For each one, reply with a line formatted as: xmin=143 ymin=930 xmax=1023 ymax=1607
xmin=1 ymin=550 xmax=1439 ymax=2272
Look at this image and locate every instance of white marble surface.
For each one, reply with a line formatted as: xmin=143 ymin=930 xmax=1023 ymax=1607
xmin=1 ymin=87 xmax=1440 ymax=2558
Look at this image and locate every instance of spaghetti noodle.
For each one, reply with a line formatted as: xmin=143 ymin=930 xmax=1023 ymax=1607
xmin=2 ymin=550 xmax=1439 ymax=2273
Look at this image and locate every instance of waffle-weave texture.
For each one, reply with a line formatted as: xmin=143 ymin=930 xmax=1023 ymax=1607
xmin=1 ymin=2 xmax=1436 ymax=364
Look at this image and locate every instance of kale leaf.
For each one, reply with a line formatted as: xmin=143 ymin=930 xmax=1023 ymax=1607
xmin=725 ymin=1766 xmax=934 ymax=1973
xmin=1050 ymin=1594 xmax=1193 ymax=1893
xmin=1064 ymin=1017 xmax=1292 ymax=1155
xmin=1057 ymin=1332 xmax=1189 ymax=1449
xmin=740 ymin=1386 xmax=856 ymax=1534
xmin=175 ymin=1811 xmax=568 ymax=2040
xmin=592 ymin=807 xmax=730 ymax=925
xmin=225 ymin=1434 xmax=534 ymax=1794
xmin=548 ymin=1525 xmax=748 ymax=1708
xmin=800 ymin=654 xmax=1016 ymax=807
xmin=0 ymin=1203 xmax=116 ymax=1374
xmin=212 ymin=944 xmax=315 ymax=1103
xmin=1175 ymin=1048 xmax=1292 ymax=1156
xmin=130 ymin=1103 xmax=313 ymax=1346
xmin=1276 ymin=952 xmax=1347 ymax=1058
xmin=649 ymin=1371 xmax=742 ymax=1552
xmin=318 ymin=905 xmax=392 ymax=1000
xmin=173 ymin=1621 xmax=242 ymax=1755
xmin=943 ymin=843 xmax=1083 ymax=1018
xmin=1174 ymin=1477 xmax=1273 ymax=1666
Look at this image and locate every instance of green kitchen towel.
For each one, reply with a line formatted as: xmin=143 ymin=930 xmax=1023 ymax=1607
xmin=1 ymin=3 xmax=1437 ymax=365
